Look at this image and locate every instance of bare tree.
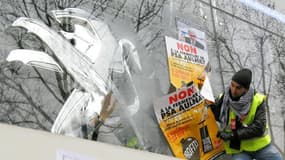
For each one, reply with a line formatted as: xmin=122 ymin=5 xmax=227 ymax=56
xmin=0 ymin=61 xmax=57 ymax=130
xmin=269 ymin=20 xmax=285 ymax=155
xmin=245 ymin=1 xmax=283 ymax=153
xmin=133 ymin=0 xmax=166 ymax=32
xmin=0 ymin=0 xmax=117 ymax=130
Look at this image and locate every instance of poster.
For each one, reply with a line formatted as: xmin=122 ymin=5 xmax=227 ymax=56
xmin=165 ymin=36 xmax=208 ymax=90
xmin=154 ymin=18 xmax=224 ymax=159
xmin=153 ymin=84 xmax=224 ymax=159
xmin=175 ymin=17 xmax=214 ymax=102
xmin=176 ymin=17 xmax=207 ymax=52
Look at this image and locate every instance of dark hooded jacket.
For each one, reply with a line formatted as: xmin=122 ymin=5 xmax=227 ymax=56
xmin=210 ymin=92 xmax=267 ymax=140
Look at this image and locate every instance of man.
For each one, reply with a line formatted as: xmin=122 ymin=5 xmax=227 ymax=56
xmin=210 ymin=68 xmax=282 ymax=160
xmin=182 ymin=30 xmax=205 ymax=50
xmin=188 ymin=30 xmax=205 ymax=50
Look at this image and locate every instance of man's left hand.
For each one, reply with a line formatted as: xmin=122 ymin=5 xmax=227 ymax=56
xmin=216 ymin=131 xmax=233 ymax=141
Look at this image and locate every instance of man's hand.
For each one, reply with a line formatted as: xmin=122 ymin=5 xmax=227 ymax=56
xmin=216 ymin=131 xmax=233 ymax=141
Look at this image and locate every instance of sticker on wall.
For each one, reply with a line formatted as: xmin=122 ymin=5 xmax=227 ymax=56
xmin=56 ymin=149 xmax=94 ymax=160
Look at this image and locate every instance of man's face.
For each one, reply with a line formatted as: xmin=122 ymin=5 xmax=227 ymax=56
xmin=230 ymin=81 xmax=248 ymax=99
xmin=188 ymin=31 xmax=196 ymax=43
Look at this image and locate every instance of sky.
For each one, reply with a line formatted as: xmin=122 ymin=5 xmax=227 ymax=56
xmin=238 ymin=0 xmax=285 ymax=24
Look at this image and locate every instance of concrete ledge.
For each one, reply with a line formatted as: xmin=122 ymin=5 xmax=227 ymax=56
xmin=0 ymin=123 xmax=180 ymax=160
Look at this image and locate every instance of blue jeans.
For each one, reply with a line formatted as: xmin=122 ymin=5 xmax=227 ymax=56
xmin=232 ymin=143 xmax=283 ymax=160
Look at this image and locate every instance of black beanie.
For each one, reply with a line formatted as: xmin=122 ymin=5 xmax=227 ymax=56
xmin=231 ymin=68 xmax=252 ymax=89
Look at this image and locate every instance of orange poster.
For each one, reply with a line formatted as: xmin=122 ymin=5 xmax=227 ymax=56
xmin=165 ymin=36 xmax=208 ymax=90
xmin=153 ymin=84 xmax=224 ymax=159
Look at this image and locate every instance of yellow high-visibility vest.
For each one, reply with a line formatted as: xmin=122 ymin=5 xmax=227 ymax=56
xmin=223 ymin=93 xmax=271 ymax=154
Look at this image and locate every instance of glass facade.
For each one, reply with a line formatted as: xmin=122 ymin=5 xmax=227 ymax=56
xmin=0 ymin=0 xmax=284 ymax=158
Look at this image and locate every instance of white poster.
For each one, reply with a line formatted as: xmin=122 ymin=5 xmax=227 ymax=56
xmin=176 ymin=17 xmax=207 ymax=51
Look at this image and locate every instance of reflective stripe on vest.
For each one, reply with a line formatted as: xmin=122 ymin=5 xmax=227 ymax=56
xmin=224 ymin=93 xmax=271 ymax=154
